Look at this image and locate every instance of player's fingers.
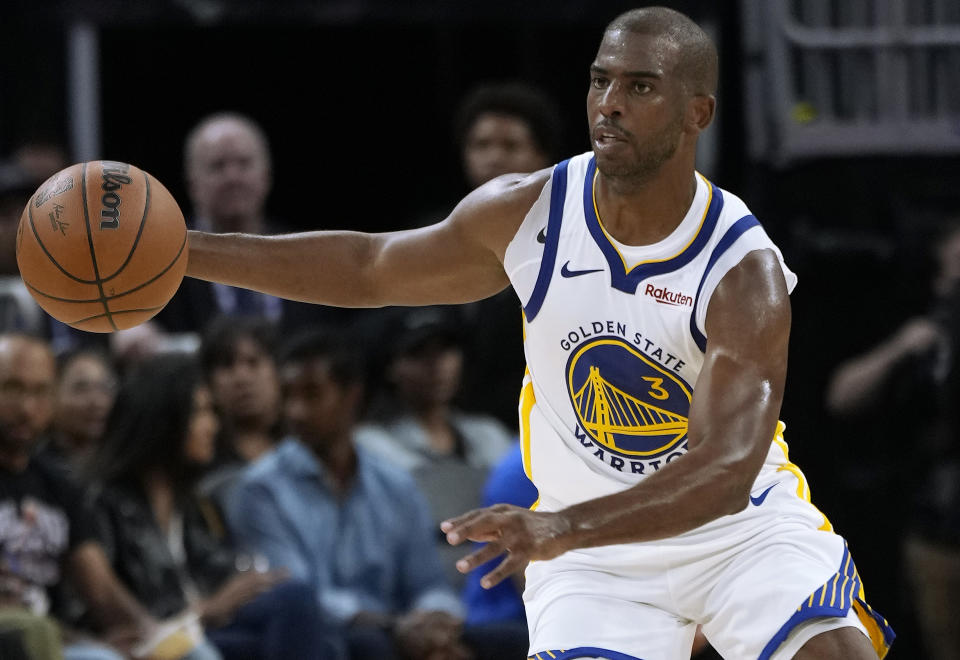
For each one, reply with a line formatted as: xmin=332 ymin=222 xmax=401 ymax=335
xmin=440 ymin=508 xmax=484 ymax=535
xmin=454 ymin=542 xmax=504 ymax=574
xmin=480 ymin=553 xmax=526 ymax=590
xmin=443 ymin=511 xmax=502 ymax=545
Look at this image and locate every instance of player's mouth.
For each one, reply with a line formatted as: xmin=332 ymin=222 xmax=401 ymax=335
xmin=592 ymin=124 xmax=630 ymax=150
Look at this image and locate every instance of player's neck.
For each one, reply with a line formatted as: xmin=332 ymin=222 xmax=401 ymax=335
xmin=595 ymin=162 xmax=698 ymax=247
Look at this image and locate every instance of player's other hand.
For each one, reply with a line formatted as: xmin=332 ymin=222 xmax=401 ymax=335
xmin=441 ymin=504 xmax=571 ymax=589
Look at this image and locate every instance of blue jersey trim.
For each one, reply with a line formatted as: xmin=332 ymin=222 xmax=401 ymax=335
xmin=688 ymin=214 xmax=761 ymax=352
xmin=758 ymin=543 xmax=894 ymax=660
xmin=582 ymin=157 xmax=724 ymax=294
xmin=523 ymin=159 xmax=568 ymax=322
xmin=529 ymin=647 xmax=645 ymax=660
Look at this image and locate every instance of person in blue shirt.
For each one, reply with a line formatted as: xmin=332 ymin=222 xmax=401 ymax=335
xmin=227 ymin=329 xmax=475 ymax=660
xmin=463 ymin=442 xmax=537 ymax=628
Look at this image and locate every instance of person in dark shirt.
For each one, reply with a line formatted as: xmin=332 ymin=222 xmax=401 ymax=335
xmin=0 ymin=334 xmax=153 ymax=659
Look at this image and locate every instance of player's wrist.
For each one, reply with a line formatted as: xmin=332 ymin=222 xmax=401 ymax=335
xmin=541 ymin=510 xmax=578 ymax=558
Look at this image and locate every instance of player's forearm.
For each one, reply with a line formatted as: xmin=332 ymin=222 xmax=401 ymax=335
xmin=557 ymin=440 xmax=759 ymax=550
xmin=186 ymin=229 xmax=382 ymax=307
xmin=558 ymin=360 xmax=782 ymax=550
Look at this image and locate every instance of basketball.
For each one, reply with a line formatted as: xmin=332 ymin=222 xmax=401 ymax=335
xmin=15 ymin=160 xmax=188 ymax=332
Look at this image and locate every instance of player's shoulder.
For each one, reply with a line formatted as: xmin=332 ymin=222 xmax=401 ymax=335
xmin=463 ymin=167 xmax=553 ymax=218
xmin=448 ymin=167 xmax=554 ymax=259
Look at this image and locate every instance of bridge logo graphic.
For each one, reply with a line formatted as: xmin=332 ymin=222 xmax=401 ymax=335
xmin=566 ymin=336 xmax=692 ymax=458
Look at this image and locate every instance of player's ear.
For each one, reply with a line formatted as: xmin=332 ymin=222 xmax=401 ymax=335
xmin=685 ymin=95 xmax=716 ymax=133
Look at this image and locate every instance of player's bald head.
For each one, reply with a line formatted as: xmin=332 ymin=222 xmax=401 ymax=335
xmin=604 ymin=6 xmax=718 ymax=97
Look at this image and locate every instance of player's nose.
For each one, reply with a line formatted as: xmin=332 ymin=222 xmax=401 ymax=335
xmin=597 ymin=81 xmax=625 ymax=117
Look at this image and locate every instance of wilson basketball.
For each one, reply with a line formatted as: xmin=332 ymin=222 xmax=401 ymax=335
xmin=15 ymin=160 xmax=188 ymax=332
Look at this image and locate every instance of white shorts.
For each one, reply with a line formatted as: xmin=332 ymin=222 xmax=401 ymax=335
xmin=523 ymin=470 xmax=895 ymax=660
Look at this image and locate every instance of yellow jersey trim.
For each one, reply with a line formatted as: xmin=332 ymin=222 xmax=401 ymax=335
xmin=772 ymin=423 xmax=833 ymax=532
xmin=520 ymin=371 xmax=536 ymax=481
xmin=591 ymin=170 xmax=713 ymax=274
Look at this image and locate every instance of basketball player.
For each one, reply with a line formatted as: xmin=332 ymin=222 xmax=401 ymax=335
xmin=184 ymin=7 xmax=894 ymax=659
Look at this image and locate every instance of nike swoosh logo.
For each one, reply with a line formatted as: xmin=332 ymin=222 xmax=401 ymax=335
xmin=536 ymin=227 xmax=547 ymax=244
xmin=560 ymin=261 xmax=603 ymax=278
xmin=749 ymin=482 xmax=779 ymax=506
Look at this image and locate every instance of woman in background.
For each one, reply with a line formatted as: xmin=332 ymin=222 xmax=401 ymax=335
xmin=85 ymin=355 xmax=342 ymax=660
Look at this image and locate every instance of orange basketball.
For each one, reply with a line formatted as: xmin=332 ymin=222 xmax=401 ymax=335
xmin=15 ymin=160 xmax=188 ymax=332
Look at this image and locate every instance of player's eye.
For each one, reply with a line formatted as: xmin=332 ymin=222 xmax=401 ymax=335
xmin=591 ymin=76 xmax=608 ymax=89
xmin=633 ymin=81 xmax=652 ymax=94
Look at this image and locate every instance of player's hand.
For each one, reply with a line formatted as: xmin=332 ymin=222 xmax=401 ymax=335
xmin=441 ymin=504 xmax=571 ymax=589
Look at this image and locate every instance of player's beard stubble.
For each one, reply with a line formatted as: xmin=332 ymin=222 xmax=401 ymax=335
xmin=594 ymin=110 xmax=685 ymax=187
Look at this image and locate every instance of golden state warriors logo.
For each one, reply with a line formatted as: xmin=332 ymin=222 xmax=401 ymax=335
xmin=567 ymin=336 xmax=691 ymax=460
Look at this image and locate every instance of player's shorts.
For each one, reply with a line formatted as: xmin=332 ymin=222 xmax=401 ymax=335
xmin=523 ymin=465 xmax=895 ymax=660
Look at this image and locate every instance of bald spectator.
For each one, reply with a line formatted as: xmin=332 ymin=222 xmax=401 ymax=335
xmin=157 ymin=113 xmax=349 ymax=337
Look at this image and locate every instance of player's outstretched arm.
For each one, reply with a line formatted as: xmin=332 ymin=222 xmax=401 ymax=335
xmin=444 ymin=249 xmax=791 ymax=587
xmin=185 ymin=171 xmax=550 ymax=308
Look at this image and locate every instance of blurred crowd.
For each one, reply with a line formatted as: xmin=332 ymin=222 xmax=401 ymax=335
xmin=0 ymin=78 xmax=956 ymax=659
xmin=0 ymin=84 xmax=558 ymax=660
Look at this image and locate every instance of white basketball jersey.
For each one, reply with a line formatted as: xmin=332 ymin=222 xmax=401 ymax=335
xmin=504 ymin=152 xmax=798 ymax=511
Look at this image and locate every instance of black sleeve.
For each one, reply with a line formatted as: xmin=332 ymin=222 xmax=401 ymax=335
xmin=35 ymin=457 xmax=98 ymax=551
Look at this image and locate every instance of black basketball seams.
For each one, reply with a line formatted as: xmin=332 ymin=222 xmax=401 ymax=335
xmin=20 ymin=230 xmax=187 ymax=304
xmin=80 ymin=162 xmax=119 ymax=331
xmin=27 ymin=194 xmax=101 ymax=285
xmin=68 ymin=305 xmax=167 ymax=327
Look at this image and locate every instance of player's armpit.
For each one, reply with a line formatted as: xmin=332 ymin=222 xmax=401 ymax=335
xmin=186 ymin=169 xmax=551 ymax=308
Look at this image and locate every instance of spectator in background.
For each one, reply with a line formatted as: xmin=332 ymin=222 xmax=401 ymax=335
xmin=454 ymin=82 xmax=564 ymax=195
xmin=357 ymin=306 xmax=513 ymax=589
xmin=451 ymin=83 xmax=564 ymax=430
xmin=157 ymin=112 xmax=347 ymax=337
xmin=197 ymin=315 xmax=283 ymax=520
xmin=827 ymin=222 xmax=960 ymax=660
xmin=0 ymin=161 xmax=47 ymax=337
xmin=0 ymin=334 xmax=155 ymax=660
xmin=227 ymin=329 xmax=498 ymax=660
xmin=86 ymin=355 xmax=338 ymax=660
xmin=11 ymin=138 xmax=69 ymax=183
xmin=44 ymin=348 xmax=117 ymax=474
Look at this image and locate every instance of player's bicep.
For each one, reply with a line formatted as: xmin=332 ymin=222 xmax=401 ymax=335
xmin=364 ymin=172 xmax=547 ymax=306
xmin=368 ymin=216 xmax=510 ymax=305
xmin=688 ymin=250 xmax=790 ymax=468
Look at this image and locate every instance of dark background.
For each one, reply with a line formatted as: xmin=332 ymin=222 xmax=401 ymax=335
xmin=4 ymin=1 xmax=960 ymax=657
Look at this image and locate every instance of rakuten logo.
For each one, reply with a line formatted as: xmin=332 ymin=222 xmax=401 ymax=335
xmin=644 ymin=283 xmax=693 ymax=307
